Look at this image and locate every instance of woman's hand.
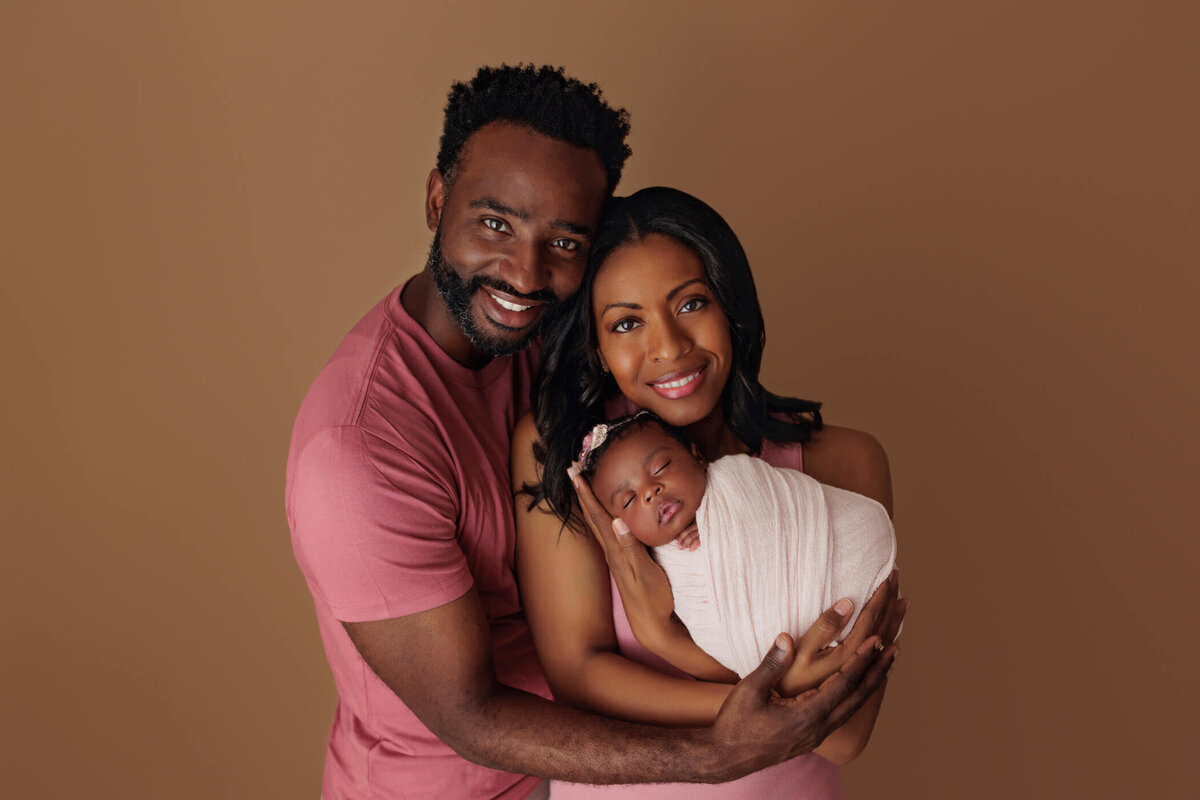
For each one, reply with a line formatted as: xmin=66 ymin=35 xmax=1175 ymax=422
xmin=568 ymin=464 xmax=676 ymax=649
xmin=778 ymin=569 xmax=906 ymax=696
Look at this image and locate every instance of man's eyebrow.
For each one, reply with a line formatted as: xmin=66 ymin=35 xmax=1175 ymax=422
xmin=666 ymin=278 xmax=707 ymax=302
xmin=468 ymin=197 xmax=530 ymax=221
xmin=550 ymin=218 xmax=593 ymax=237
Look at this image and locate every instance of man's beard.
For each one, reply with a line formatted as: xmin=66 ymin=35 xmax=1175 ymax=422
xmin=427 ymin=228 xmax=564 ymax=358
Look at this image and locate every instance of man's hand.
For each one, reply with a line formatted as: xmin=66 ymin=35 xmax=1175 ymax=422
xmin=780 ymin=569 xmax=906 ymax=696
xmin=706 ymin=632 xmax=899 ymax=781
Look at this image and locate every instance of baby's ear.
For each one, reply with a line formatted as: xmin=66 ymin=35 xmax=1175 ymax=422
xmin=690 ymin=442 xmax=705 ymax=463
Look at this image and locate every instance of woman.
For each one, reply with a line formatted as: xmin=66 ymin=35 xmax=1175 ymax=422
xmin=511 ymin=187 xmax=905 ymax=797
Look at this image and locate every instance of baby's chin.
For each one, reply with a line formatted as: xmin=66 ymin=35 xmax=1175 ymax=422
xmin=637 ymin=514 xmax=699 ymax=548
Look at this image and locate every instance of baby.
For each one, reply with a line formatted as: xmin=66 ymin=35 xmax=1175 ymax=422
xmin=579 ymin=411 xmax=897 ymax=679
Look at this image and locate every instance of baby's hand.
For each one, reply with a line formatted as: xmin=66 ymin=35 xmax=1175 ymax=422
xmin=673 ymin=524 xmax=700 ymax=552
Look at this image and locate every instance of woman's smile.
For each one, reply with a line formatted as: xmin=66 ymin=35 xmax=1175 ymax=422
xmin=648 ymin=364 xmax=707 ymax=399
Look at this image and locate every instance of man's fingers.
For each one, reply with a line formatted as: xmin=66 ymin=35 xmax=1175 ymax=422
xmin=825 ymin=641 xmax=898 ymax=730
xmin=790 ymin=635 xmax=884 ymax=719
xmin=842 ymin=569 xmax=897 ymax=649
xmin=883 ymin=596 xmax=908 ymax=644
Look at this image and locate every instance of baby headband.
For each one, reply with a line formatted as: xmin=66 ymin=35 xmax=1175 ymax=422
xmin=578 ymin=411 xmax=653 ymax=471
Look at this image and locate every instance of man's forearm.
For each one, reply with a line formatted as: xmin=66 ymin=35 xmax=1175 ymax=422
xmin=449 ymin=682 xmax=745 ymax=785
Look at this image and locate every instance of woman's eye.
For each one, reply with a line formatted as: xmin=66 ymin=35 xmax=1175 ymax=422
xmin=612 ymin=318 xmax=640 ymax=333
xmin=551 ymin=238 xmax=580 ymax=251
xmin=483 ymin=218 xmax=510 ymax=233
xmin=680 ymin=297 xmax=707 ymax=313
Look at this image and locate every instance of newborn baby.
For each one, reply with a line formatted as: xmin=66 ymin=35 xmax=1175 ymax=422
xmin=580 ymin=411 xmax=897 ymax=679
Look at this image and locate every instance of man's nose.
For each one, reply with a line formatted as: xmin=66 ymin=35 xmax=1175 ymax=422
xmin=500 ymin=240 xmax=549 ymax=297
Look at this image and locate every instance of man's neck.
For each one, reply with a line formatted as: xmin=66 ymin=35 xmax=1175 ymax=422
xmin=400 ymin=269 xmax=494 ymax=370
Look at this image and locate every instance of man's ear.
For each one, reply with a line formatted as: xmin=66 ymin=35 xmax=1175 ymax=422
xmin=425 ymin=168 xmax=446 ymax=232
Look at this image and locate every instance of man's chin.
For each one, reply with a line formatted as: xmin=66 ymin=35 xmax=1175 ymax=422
xmin=463 ymin=311 xmax=542 ymax=358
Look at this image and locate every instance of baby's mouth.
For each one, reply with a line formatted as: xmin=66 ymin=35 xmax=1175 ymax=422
xmin=658 ymin=500 xmax=681 ymax=525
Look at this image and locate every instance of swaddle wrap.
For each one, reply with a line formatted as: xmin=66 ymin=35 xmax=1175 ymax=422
xmin=652 ymin=454 xmax=896 ymax=678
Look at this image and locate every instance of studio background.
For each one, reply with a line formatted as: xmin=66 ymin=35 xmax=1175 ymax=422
xmin=3 ymin=2 xmax=1196 ymax=797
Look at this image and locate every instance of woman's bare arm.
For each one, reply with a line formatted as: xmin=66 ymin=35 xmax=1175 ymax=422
xmin=512 ymin=414 xmax=903 ymax=733
xmin=801 ymin=424 xmax=903 ymax=764
xmin=512 ymin=413 xmax=733 ymax=725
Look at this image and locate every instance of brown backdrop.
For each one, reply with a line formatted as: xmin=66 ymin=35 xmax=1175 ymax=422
xmin=3 ymin=2 xmax=1197 ymax=797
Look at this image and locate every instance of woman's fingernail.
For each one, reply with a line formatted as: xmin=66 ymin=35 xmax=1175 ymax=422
xmin=613 ymin=518 xmax=631 ymax=536
xmin=774 ymin=633 xmax=791 ymax=653
xmin=834 ymin=598 xmax=853 ymax=616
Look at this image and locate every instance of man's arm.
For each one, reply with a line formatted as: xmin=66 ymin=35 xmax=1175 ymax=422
xmin=342 ymin=586 xmax=895 ymax=784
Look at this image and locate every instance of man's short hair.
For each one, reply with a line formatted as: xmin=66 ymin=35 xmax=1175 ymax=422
xmin=436 ymin=64 xmax=632 ymax=193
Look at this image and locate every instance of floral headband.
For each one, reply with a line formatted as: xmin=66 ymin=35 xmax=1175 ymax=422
xmin=577 ymin=411 xmax=653 ymax=472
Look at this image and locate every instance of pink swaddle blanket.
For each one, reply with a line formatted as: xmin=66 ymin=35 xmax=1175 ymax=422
xmin=652 ymin=454 xmax=897 ymax=678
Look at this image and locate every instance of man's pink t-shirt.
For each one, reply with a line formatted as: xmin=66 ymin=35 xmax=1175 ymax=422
xmin=285 ymin=283 xmax=549 ymax=800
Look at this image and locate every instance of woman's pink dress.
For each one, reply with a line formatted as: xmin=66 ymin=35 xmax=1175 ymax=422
xmin=548 ymin=440 xmax=845 ymax=799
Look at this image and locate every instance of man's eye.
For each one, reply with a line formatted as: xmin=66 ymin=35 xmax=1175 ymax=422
xmin=483 ymin=218 xmax=510 ymax=233
xmin=680 ymin=297 xmax=707 ymax=313
xmin=551 ymin=238 xmax=580 ymax=251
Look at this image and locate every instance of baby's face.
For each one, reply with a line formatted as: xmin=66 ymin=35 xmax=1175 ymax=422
xmin=590 ymin=425 xmax=708 ymax=547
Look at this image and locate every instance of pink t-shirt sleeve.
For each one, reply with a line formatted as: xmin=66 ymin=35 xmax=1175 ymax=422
xmin=290 ymin=425 xmax=473 ymax=623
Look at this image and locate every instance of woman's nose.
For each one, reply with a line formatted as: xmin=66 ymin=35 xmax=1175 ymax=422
xmin=649 ymin=320 xmax=692 ymax=362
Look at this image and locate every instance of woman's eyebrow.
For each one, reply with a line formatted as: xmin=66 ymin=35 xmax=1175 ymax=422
xmin=666 ymin=278 xmax=707 ymax=301
xmin=601 ymin=301 xmax=641 ymax=315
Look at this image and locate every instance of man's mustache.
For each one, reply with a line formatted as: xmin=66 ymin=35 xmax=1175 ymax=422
xmin=469 ymin=275 xmax=558 ymax=305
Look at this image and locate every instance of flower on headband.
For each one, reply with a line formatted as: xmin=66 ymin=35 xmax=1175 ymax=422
xmin=577 ymin=411 xmax=654 ymax=471
xmin=579 ymin=423 xmax=609 ymax=465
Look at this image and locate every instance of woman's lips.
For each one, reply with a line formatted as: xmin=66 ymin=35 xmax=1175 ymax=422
xmin=648 ymin=365 xmax=706 ymax=400
xmin=658 ymin=499 xmax=681 ymax=525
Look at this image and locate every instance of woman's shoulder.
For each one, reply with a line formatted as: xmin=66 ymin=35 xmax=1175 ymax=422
xmin=510 ymin=411 xmax=542 ymax=490
xmin=513 ymin=410 xmax=539 ymax=448
xmin=799 ymin=425 xmax=893 ymax=516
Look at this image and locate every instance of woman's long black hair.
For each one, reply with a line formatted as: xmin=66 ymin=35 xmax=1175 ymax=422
xmin=526 ymin=186 xmax=822 ymax=531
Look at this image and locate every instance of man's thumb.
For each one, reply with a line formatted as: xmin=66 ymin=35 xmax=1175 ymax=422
xmin=742 ymin=633 xmax=796 ymax=691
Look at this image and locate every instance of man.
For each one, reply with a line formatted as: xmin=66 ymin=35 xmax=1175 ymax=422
xmin=286 ymin=65 xmax=898 ymax=799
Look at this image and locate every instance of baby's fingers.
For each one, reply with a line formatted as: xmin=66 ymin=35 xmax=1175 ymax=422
xmin=674 ymin=524 xmax=700 ymax=552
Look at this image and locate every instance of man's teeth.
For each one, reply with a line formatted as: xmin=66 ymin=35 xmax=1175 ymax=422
xmin=489 ymin=293 xmax=534 ymax=313
xmin=654 ymin=371 xmax=699 ymax=389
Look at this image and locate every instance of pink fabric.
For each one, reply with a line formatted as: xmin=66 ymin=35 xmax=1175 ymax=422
xmin=286 ymin=283 xmax=548 ymax=800
xmin=550 ymin=438 xmax=844 ymax=799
